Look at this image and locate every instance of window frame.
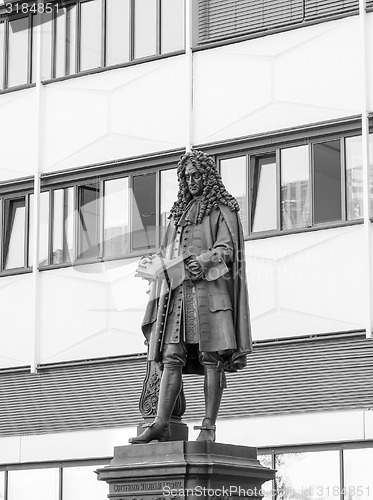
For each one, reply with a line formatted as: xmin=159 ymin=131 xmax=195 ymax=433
xmin=214 ymin=128 xmax=367 ymax=241
xmin=0 ymin=10 xmax=36 ymax=91
xmin=38 ymin=157 xmax=179 ymax=270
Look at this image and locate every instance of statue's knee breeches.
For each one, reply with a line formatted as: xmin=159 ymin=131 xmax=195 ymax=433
xmin=199 ymin=351 xmax=223 ymax=368
xmin=162 ymin=342 xmax=187 ymax=369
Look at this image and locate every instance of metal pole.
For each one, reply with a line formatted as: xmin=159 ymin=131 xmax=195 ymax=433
xmin=359 ymin=0 xmax=373 ymax=338
xmin=185 ymin=0 xmax=193 ymax=152
xmin=31 ymin=14 xmax=44 ymax=372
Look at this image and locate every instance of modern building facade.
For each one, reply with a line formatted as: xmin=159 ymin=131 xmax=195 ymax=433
xmin=0 ymin=0 xmax=373 ymax=498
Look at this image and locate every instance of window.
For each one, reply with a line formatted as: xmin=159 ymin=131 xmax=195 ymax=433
xmin=78 ymin=182 xmax=101 ymax=260
xmin=275 ymin=451 xmax=340 ymax=499
xmin=0 ymin=470 xmax=4 ymax=499
xmin=0 ymin=13 xmax=36 ymax=89
xmin=343 ymin=448 xmax=373 ymax=498
xmin=0 ymin=21 xmax=5 ymax=90
xmin=220 ymin=156 xmax=248 ymax=235
xmin=106 ymin=0 xmax=130 ymax=66
xmin=313 ymin=140 xmax=342 ymax=224
xmin=259 ymin=445 xmax=373 ymax=500
xmin=134 ymin=0 xmax=157 ymax=59
xmin=281 ymin=145 xmax=310 ymax=230
xmin=345 ymin=135 xmax=373 ymax=220
xmin=3 ymin=197 xmax=27 ymax=270
xmin=198 ymin=0 xmax=358 ymax=46
xmin=52 ymin=187 xmax=74 ymax=264
xmin=160 ymin=168 xmax=178 ymax=238
xmin=62 ymin=465 xmax=108 ymax=500
xmin=28 ymin=191 xmax=50 ymax=266
xmin=7 ymin=468 xmax=59 ymax=500
xmin=80 ymin=0 xmax=102 ymax=71
xmin=42 ymin=0 xmax=185 ymax=81
xmin=132 ymin=173 xmax=157 ymax=251
xmin=218 ymin=133 xmax=372 ymax=238
xmin=250 ymin=154 xmax=277 ymax=233
xmin=161 ymin=0 xmax=185 ymax=53
xmin=104 ymin=178 xmax=129 ymax=258
xmin=35 ymin=163 xmax=177 ymax=269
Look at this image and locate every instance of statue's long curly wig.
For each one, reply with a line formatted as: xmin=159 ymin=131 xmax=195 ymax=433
xmin=169 ymin=150 xmax=240 ymax=225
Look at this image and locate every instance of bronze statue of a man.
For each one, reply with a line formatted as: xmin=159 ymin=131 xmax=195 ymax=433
xmin=129 ymin=150 xmax=252 ymax=444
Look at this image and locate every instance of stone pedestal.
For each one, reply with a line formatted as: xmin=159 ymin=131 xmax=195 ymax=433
xmin=96 ymin=441 xmax=275 ymax=500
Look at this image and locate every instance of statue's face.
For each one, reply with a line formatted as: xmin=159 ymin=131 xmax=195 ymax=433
xmin=185 ymin=162 xmax=203 ymax=198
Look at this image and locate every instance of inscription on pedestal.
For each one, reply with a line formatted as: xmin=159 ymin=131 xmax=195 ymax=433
xmin=110 ymin=480 xmax=184 ymax=500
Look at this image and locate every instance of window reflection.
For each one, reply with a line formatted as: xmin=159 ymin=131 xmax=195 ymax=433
xmin=258 ymin=454 xmax=273 ymax=500
xmin=8 ymin=17 xmax=29 ymax=87
xmin=4 ymin=198 xmax=26 ymax=270
xmin=63 ymin=465 xmax=109 ymax=500
xmin=78 ymin=183 xmax=100 ymax=260
xmin=344 ymin=448 xmax=373 ymax=500
xmin=8 ymin=468 xmax=59 ymax=500
xmin=251 ymin=155 xmax=277 ymax=233
xmin=160 ymin=168 xmax=178 ymax=237
xmin=53 ymin=187 xmax=74 ymax=265
xmin=28 ymin=192 xmax=50 ymax=266
xmin=161 ymin=0 xmax=185 ymax=53
xmin=80 ymin=0 xmax=102 ymax=71
xmin=132 ymin=173 xmax=156 ymax=251
xmin=221 ymin=156 xmax=248 ymax=235
xmin=281 ymin=145 xmax=310 ymax=230
xmin=345 ymin=135 xmax=373 ymax=220
xmin=134 ymin=0 xmax=157 ymax=59
xmin=313 ymin=140 xmax=342 ymax=224
xmin=104 ymin=178 xmax=130 ymax=258
xmin=106 ymin=0 xmax=130 ymax=66
xmin=275 ymin=451 xmax=339 ymax=500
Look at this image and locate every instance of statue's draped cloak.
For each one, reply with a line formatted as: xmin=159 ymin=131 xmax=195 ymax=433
xmin=141 ymin=204 xmax=252 ymax=373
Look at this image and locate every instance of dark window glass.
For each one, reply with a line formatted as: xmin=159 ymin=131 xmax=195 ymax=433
xmin=52 ymin=187 xmax=74 ymax=265
xmin=132 ymin=173 xmax=156 ymax=251
xmin=161 ymin=0 xmax=184 ymax=53
xmin=8 ymin=17 xmax=29 ymax=87
xmin=160 ymin=169 xmax=178 ymax=238
xmin=106 ymin=0 xmax=130 ymax=66
xmin=313 ymin=140 xmax=342 ymax=224
xmin=104 ymin=178 xmax=130 ymax=258
xmin=3 ymin=198 xmax=26 ymax=270
xmin=80 ymin=0 xmax=102 ymax=71
xmin=251 ymin=155 xmax=277 ymax=233
xmin=134 ymin=0 xmax=157 ymax=59
xmin=281 ymin=145 xmax=310 ymax=230
xmin=0 ymin=21 xmax=4 ymax=89
xmin=78 ymin=183 xmax=100 ymax=259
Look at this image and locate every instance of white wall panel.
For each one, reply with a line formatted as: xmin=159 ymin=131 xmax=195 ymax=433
xmin=247 ymin=225 xmax=365 ymax=340
xmin=194 ymin=16 xmax=361 ymax=144
xmin=39 ymin=259 xmax=149 ymax=364
xmin=0 ymin=274 xmax=33 ymax=369
xmin=42 ymin=56 xmax=187 ymax=173
xmin=0 ymin=88 xmax=38 ymax=182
